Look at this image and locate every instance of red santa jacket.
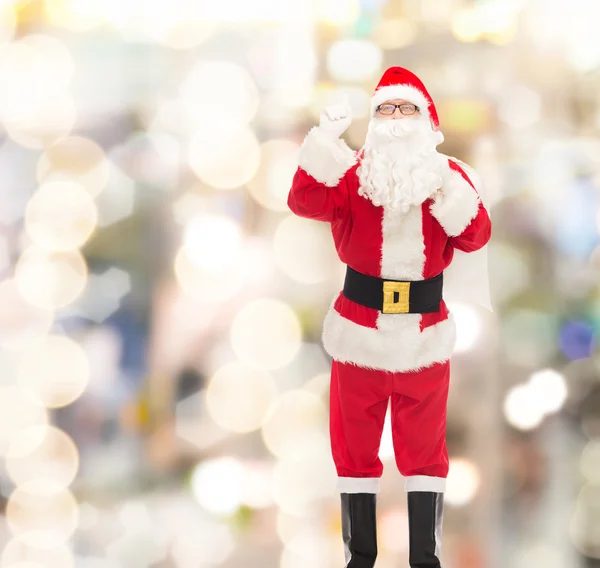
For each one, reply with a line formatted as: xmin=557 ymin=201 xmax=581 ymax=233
xmin=288 ymin=127 xmax=492 ymax=373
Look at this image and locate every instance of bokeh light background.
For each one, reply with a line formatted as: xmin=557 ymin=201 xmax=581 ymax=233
xmin=0 ymin=0 xmax=597 ymax=567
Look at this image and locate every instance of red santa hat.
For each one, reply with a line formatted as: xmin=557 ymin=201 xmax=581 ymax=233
xmin=370 ymin=67 xmax=440 ymax=132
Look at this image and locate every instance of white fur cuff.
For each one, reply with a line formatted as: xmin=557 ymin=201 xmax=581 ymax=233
xmin=430 ymin=167 xmax=481 ymax=237
xmin=337 ymin=477 xmax=381 ymax=494
xmin=405 ymin=475 xmax=446 ymax=493
xmin=297 ymin=126 xmax=357 ymax=187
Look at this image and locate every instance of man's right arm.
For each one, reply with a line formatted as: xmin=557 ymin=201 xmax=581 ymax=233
xmin=287 ymin=100 xmax=357 ymax=223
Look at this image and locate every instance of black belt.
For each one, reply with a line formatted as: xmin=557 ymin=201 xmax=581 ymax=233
xmin=343 ymin=266 xmax=443 ymax=314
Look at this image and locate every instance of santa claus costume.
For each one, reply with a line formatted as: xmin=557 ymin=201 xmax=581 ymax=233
xmin=288 ymin=67 xmax=491 ymax=567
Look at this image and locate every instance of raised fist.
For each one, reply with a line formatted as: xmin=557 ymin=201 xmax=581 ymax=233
xmin=319 ymin=97 xmax=352 ymax=139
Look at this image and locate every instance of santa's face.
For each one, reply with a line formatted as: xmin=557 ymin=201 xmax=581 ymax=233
xmin=357 ymin=99 xmax=444 ymax=212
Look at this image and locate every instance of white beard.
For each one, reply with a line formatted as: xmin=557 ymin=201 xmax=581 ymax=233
xmin=357 ymin=116 xmax=445 ymax=212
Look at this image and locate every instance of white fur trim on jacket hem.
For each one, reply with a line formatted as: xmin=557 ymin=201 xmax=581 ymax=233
xmin=322 ymin=305 xmax=456 ymax=373
xmin=371 ymin=85 xmax=431 ymax=118
xmin=297 ymin=126 xmax=357 ymax=187
xmin=405 ymin=475 xmax=446 ymax=493
xmin=337 ymin=477 xmax=381 ymax=494
xmin=430 ymin=165 xmax=481 ymax=237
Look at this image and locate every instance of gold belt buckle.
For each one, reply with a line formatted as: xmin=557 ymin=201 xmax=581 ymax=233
xmin=382 ymin=281 xmax=410 ymax=314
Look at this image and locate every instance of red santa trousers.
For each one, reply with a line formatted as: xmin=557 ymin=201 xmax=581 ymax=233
xmin=330 ymin=358 xmax=450 ymax=494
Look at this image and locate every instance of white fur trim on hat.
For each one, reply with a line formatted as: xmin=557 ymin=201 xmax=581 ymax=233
xmin=298 ymin=126 xmax=357 ymax=187
xmin=371 ymin=85 xmax=431 ymax=118
xmin=430 ymin=162 xmax=481 ymax=237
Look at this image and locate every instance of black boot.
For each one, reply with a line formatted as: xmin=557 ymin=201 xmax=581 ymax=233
xmin=341 ymin=493 xmax=378 ymax=567
xmin=407 ymin=491 xmax=444 ymax=568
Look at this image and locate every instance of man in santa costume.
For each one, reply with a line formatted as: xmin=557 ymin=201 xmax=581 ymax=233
xmin=287 ymin=66 xmax=492 ymax=567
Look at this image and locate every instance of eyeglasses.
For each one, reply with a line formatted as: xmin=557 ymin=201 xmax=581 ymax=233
xmin=376 ymin=103 xmax=419 ymax=116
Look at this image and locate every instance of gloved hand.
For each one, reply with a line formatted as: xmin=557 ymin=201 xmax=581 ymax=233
xmin=318 ymin=96 xmax=352 ymax=140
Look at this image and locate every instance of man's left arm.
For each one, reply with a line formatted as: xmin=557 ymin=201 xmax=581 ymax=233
xmin=430 ymin=159 xmax=491 ymax=253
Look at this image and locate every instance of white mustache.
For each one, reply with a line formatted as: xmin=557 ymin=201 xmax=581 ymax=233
xmin=372 ymin=117 xmax=427 ymax=139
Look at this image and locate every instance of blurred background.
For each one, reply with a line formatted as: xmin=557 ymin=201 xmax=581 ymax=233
xmin=0 ymin=0 xmax=597 ymax=566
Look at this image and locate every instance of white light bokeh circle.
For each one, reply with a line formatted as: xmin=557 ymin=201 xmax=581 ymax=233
xmin=503 ymin=383 xmax=545 ymax=431
xmin=6 ymin=425 xmax=80 ymax=490
xmin=0 ymin=279 xmax=53 ymax=350
xmin=183 ymin=215 xmax=242 ymax=272
xmin=174 ymin=247 xmax=244 ymax=303
xmin=16 ymin=335 xmax=90 ymax=408
xmin=130 ymin=0 xmax=215 ymax=49
xmin=280 ymin=528 xmax=327 ymax=568
xmin=20 ymin=35 xmax=75 ymax=86
xmin=0 ymin=35 xmax=77 ymax=148
xmin=0 ymin=386 xmax=48 ymax=457
xmin=326 ymin=40 xmax=382 ymax=82
xmin=528 ymin=368 xmax=568 ymax=414
xmin=0 ymin=42 xmax=41 ymax=107
xmin=37 ymin=136 xmax=110 ymax=198
xmin=272 ymin=442 xmax=333 ymax=516
xmin=3 ymin=92 xmax=77 ymax=150
xmin=15 ymin=247 xmax=88 ymax=310
xmin=317 ymin=0 xmax=360 ymax=26
xmin=446 ymin=457 xmax=481 ymax=507
xmin=25 ymin=181 xmax=98 ymax=252
xmin=273 ymin=216 xmax=339 ymax=284
xmin=452 ymin=4 xmax=519 ymax=44
xmin=191 ymin=457 xmax=245 ymax=516
xmin=230 ymin=299 xmax=302 ymax=370
xmin=262 ymin=390 xmax=327 ymax=458
xmin=45 ymin=0 xmax=106 ymax=32
xmin=6 ymin=482 xmax=79 ymax=550
xmin=181 ymin=61 xmax=259 ymax=124
xmin=451 ymin=7 xmax=482 ymax=43
xmin=1 ymin=538 xmax=75 ymax=568
xmin=188 ymin=122 xmax=260 ymax=189
xmin=206 ymin=361 xmax=278 ymax=433
xmin=0 ymin=35 xmax=74 ymax=95
xmin=246 ymin=139 xmax=299 ymax=212
xmin=375 ymin=18 xmax=418 ymax=50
